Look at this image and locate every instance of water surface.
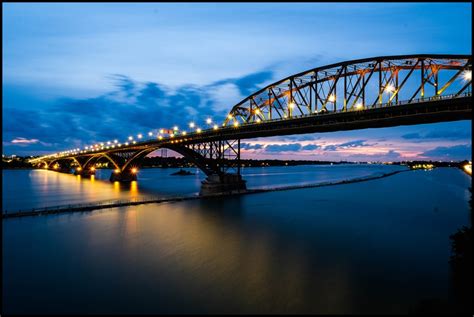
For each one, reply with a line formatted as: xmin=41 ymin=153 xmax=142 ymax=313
xmin=2 ymin=166 xmax=471 ymax=314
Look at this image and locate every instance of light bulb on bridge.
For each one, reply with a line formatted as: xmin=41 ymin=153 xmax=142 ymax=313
xmin=355 ymin=102 xmax=364 ymax=110
xmin=137 ymin=134 xmax=142 ymax=139
xmin=128 ymin=136 xmax=133 ymax=140
xmin=385 ymin=84 xmax=395 ymax=93
xmin=206 ymin=118 xmax=212 ymax=124
xmin=159 ymin=129 xmax=164 ymax=134
xmin=114 ymin=140 xmax=118 ymax=143
xmin=213 ymin=124 xmax=218 ymax=130
xmin=233 ymin=121 xmax=239 ymax=127
xmin=328 ymin=95 xmax=336 ymax=102
xmin=256 ymin=118 xmax=262 ymax=123
xmin=196 ymin=128 xmax=202 ymax=133
xmin=148 ymin=132 xmax=153 ymax=136
xmin=131 ymin=168 xmax=137 ymax=174
xmin=107 ymin=141 xmax=111 ymax=145
xmin=288 ymin=102 xmax=296 ymax=109
xmin=227 ymin=114 xmax=233 ymax=120
xmin=189 ymin=122 xmax=195 ymax=128
xmin=182 ymin=131 xmax=187 ymax=136
xmin=463 ymin=70 xmax=472 ymax=81
xmin=173 ymin=126 xmax=179 ymax=131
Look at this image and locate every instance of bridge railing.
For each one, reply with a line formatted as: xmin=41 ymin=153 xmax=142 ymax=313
xmin=215 ymin=91 xmax=472 ymax=128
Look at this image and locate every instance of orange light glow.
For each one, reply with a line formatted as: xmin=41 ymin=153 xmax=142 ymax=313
xmin=131 ymin=168 xmax=137 ymax=174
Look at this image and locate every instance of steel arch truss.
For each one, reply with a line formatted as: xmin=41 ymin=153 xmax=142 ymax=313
xmin=223 ymin=55 xmax=472 ymax=126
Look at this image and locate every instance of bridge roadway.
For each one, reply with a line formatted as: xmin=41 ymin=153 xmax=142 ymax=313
xmin=52 ymin=94 xmax=471 ymax=157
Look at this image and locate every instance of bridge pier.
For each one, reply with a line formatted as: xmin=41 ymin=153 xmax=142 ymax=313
xmin=49 ymin=167 xmax=72 ymax=174
xmin=199 ymin=173 xmax=247 ymax=195
xmin=109 ymin=169 xmax=137 ymax=183
xmin=74 ymin=168 xmax=96 ymax=177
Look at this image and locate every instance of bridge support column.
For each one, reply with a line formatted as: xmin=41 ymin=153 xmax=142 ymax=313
xmin=49 ymin=167 xmax=71 ymax=174
xmin=74 ymin=168 xmax=95 ymax=177
xmin=109 ymin=169 xmax=137 ymax=183
xmin=199 ymin=173 xmax=247 ymax=196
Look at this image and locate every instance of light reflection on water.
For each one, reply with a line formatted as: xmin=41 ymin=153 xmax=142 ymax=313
xmin=2 ymin=167 xmax=471 ymax=313
xmin=3 ymin=164 xmax=406 ymax=211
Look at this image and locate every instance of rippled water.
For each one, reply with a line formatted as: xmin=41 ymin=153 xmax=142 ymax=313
xmin=2 ymin=166 xmax=471 ymax=314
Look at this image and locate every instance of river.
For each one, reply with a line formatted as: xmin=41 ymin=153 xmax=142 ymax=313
xmin=2 ymin=165 xmax=471 ymax=313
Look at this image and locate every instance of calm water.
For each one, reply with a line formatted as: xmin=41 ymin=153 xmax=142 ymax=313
xmin=2 ymin=165 xmax=471 ymax=314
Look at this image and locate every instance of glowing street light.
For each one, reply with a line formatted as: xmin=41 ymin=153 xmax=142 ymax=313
xmin=114 ymin=140 xmax=118 ymax=143
xmin=288 ymin=102 xmax=296 ymax=109
xmin=189 ymin=122 xmax=195 ymax=128
xmin=233 ymin=121 xmax=239 ymax=127
xmin=137 ymin=134 xmax=142 ymax=139
xmin=148 ymin=132 xmax=153 ymax=137
xmin=213 ymin=124 xmax=219 ymax=130
xmin=159 ymin=129 xmax=164 ymax=134
xmin=131 ymin=168 xmax=137 ymax=174
xmin=182 ymin=131 xmax=187 ymax=136
xmin=227 ymin=114 xmax=233 ymax=120
xmin=463 ymin=70 xmax=472 ymax=81
xmin=385 ymin=84 xmax=395 ymax=93
xmin=328 ymin=94 xmax=336 ymax=102
xmin=128 ymin=136 xmax=133 ymax=140
xmin=256 ymin=118 xmax=262 ymax=123
xmin=173 ymin=126 xmax=179 ymax=131
xmin=355 ymin=102 xmax=364 ymax=110
xmin=114 ymin=169 xmax=120 ymax=174
xmin=196 ymin=128 xmax=202 ymax=133
xmin=206 ymin=118 xmax=212 ymax=125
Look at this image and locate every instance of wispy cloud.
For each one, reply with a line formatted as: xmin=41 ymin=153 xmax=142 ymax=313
xmin=11 ymin=137 xmax=39 ymax=144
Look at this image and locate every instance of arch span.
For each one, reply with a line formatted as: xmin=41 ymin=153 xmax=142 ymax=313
xmin=224 ymin=54 xmax=471 ymax=126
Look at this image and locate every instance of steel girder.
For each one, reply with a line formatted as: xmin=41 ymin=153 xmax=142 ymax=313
xmin=223 ymin=54 xmax=471 ymax=126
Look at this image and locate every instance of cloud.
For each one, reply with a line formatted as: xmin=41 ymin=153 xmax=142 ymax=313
xmin=241 ymin=143 xmax=263 ymax=150
xmin=421 ymin=144 xmax=472 ymax=160
xmin=401 ymin=129 xmax=471 ymax=141
xmin=324 ymin=139 xmax=372 ymax=151
xmin=11 ymin=137 xmax=39 ymax=144
xmin=264 ymin=143 xmax=302 ymax=152
xmin=301 ymin=144 xmax=320 ymax=150
xmin=2 ymin=69 xmax=274 ymax=155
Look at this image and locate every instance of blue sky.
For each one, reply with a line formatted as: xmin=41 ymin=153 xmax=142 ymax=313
xmin=2 ymin=3 xmax=472 ymax=161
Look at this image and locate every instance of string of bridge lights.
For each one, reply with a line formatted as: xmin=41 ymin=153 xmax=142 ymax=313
xmin=44 ymin=116 xmax=235 ymax=159
xmin=33 ymin=69 xmax=471 ymax=161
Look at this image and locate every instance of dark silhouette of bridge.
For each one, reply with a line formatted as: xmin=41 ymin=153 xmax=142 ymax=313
xmin=29 ymin=54 xmax=472 ymax=194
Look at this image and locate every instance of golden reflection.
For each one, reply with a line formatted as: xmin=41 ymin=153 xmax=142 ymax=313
xmin=130 ymin=181 xmax=139 ymax=198
xmin=90 ymin=175 xmax=95 ymax=182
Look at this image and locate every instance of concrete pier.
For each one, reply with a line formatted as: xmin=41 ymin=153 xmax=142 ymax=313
xmin=109 ymin=170 xmax=137 ymax=182
xmin=74 ymin=168 xmax=96 ymax=177
xmin=199 ymin=173 xmax=247 ymax=195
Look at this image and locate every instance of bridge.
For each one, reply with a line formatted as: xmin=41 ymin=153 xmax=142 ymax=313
xmin=29 ymin=54 xmax=472 ymax=195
